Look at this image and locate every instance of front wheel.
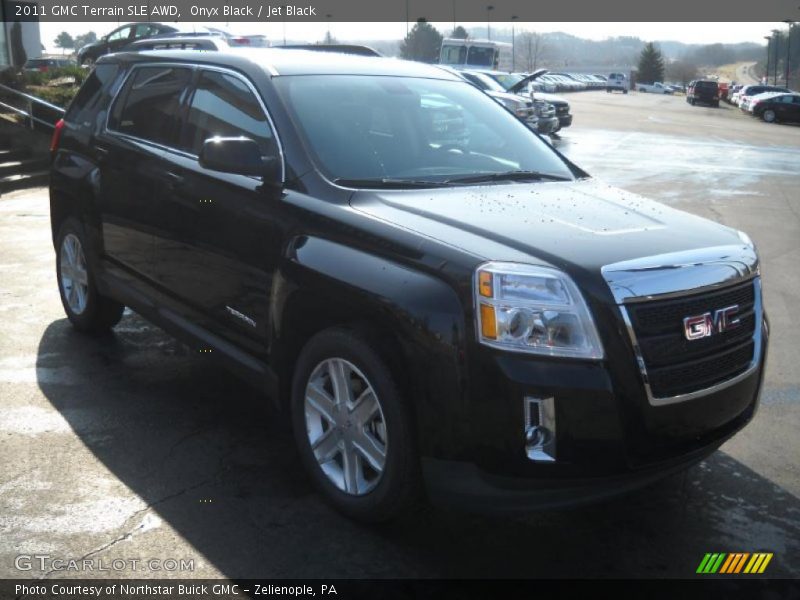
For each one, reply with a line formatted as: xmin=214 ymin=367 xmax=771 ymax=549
xmin=56 ymin=218 xmax=124 ymax=333
xmin=291 ymin=327 xmax=420 ymax=522
xmin=762 ymin=109 xmax=777 ymax=123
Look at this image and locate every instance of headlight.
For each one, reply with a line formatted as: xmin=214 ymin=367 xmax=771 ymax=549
xmin=474 ymin=262 xmax=604 ymax=359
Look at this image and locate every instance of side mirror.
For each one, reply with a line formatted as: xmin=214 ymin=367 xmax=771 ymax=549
xmin=199 ymin=136 xmax=281 ymax=183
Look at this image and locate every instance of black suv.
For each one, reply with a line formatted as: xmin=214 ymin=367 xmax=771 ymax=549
xmin=50 ymin=49 xmax=768 ymax=521
xmin=687 ymin=80 xmax=720 ymax=107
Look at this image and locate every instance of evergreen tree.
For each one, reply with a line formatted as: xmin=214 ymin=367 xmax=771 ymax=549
xmin=400 ymin=19 xmax=443 ymax=63
xmin=451 ymin=26 xmax=469 ymax=40
xmin=637 ymin=42 xmax=665 ymax=84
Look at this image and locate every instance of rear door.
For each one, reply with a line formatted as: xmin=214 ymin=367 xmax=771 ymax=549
xmin=153 ymin=68 xmax=284 ymax=352
xmin=98 ymin=64 xmax=193 ymax=284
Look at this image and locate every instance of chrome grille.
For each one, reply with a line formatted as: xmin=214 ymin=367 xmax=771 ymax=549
xmin=624 ymin=278 xmax=761 ymax=401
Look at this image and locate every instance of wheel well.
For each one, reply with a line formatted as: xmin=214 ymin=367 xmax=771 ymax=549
xmin=49 ymin=190 xmax=80 ymax=243
xmin=273 ymin=293 xmax=412 ymax=411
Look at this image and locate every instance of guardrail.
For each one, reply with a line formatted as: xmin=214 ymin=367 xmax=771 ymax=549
xmin=0 ymin=82 xmax=65 ymax=130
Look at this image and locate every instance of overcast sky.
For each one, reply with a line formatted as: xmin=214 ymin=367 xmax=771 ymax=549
xmin=40 ymin=21 xmax=782 ymax=53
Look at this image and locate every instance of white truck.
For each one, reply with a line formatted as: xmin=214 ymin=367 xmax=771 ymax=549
xmin=635 ymin=82 xmax=674 ymax=94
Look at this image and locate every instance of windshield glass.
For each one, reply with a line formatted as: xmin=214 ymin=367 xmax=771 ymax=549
xmin=489 ymin=72 xmax=524 ymax=90
xmin=274 ymin=75 xmax=574 ymax=186
xmin=466 ymin=47 xmax=496 ymax=67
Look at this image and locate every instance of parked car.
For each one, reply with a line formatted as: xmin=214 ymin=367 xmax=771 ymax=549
xmin=735 ymin=85 xmax=791 ymax=108
xmin=635 ymin=82 xmax=674 ymax=94
xmin=23 ymin=58 xmax=76 ymax=72
xmin=606 ymin=72 xmax=629 ymax=93
xmin=727 ymin=84 xmax=743 ymax=104
xmin=76 ymin=22 xmax=179 ymax=65
xmin=438 ymin=67 xmax=539 ymax=132
xmin=50 ymin=49 xmax=767 ymax=521
xmin=717 ymin=82 xmax=729 ymax=101
xmin=687 ymin=80 xmax=720 ymax=107
xmin=465 ymin=70 xmax=572 ymax=134
xmin=747 ymin=92 xmax=800 ymax=123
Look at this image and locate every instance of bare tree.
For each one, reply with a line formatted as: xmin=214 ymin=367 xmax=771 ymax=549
xmin=516 ymin=32 xmax=547 ymax=72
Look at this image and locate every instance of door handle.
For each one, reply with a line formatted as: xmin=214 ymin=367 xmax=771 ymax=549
xmin=95 ymin=146 xmax=110 ymax=162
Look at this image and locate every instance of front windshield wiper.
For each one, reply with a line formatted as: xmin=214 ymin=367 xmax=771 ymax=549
xmin=333 ymin=177 xmax=453 ymax=189
xmin=443 ymin=170 xmax=572 ymax=184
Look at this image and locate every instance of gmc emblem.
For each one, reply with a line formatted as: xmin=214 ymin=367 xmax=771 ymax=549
xmin=683 ymin=305 xmax=741 ymax=340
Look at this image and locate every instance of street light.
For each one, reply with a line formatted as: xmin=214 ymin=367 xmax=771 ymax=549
xmin=486 ymin=5 xmax=494 ymax=40
xmin=784 ymin=20 xmax=795 ymax=88
xmin=764 ymin=35 xmax=772 ymax=84
xmin=511 ymin=15 xmax=519 ymax=71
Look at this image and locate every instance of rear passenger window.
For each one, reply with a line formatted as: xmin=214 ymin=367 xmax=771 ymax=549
xmin=180 ymin=70 xmax=276 ymax=156
xmin=67 ymin=63 xmax=119 ymax=124
xmin=108 ymin=66 xmax=192 ymax=146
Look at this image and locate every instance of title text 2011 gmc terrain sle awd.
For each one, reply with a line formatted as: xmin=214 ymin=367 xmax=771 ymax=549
xmin=50 ymin=49 xmax=768 ymax=521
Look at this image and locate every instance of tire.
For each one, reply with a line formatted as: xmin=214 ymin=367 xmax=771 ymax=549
xmin=623 ymin=89 xmax=628 ymax=94
xmin=763 ymin=109 xmax=776 ymax=123
xmin=56 ymin=218 xmax=124 ymax=333
xmin=690 ymin=98 xmax=696 ymax=106
xmin=291 ymin=327 xmax=420 ymax=522
xmin=713 ymin=101 xmax=719 ymax=108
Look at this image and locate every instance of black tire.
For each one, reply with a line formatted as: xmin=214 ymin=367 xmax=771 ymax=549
xmin=291 ymin=327 xmax=420 ymax=522
xmin=56 ymin=217 xmax=124 ymax=333
xmin=690 ymin=98 xmax=696 ymax=106
xmin=623 ymin=89 xmax=628 ymax=94
xmin=713 ymin=101 xmax=719 ymax=108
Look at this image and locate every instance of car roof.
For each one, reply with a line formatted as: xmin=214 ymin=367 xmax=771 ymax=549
xmin=101 ymin=47 xmax=462 ymax=80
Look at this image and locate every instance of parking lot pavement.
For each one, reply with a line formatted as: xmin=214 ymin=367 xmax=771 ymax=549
xmin=1 ymin=91 xmax=798 ymax=579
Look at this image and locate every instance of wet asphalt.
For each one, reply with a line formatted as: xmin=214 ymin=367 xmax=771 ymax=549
xmin=0 ymin=91 xmax=798 ymax=579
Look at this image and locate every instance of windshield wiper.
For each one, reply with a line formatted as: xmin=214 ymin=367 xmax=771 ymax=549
xmin=443 ymin=170 xmax=571 ymax=184
xmin=333 ymin=177 xmax=453 ymax=189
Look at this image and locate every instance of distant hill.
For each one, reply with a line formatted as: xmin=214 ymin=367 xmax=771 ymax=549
xmin=349 ymin=28 xmax=761 ymax=68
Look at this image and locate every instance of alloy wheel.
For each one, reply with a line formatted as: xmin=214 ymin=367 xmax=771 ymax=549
xmin=304 ymin=358 xmax=388 ymax=495
xmin=60 ymin=233 xmax=89 ymax=315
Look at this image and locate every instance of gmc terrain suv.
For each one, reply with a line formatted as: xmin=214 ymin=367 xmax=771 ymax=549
xmin=50 ymin=49 xmax=768 ymax=521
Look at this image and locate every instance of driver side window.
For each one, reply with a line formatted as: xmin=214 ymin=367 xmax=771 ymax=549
xmin=107 ymin=26 xmax=132 ymax=42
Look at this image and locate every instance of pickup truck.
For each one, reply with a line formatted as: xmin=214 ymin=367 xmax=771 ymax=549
xmin=635 ymin=82 xmax=674 ymax=94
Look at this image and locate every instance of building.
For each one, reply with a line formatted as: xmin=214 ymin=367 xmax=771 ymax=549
xmin=2 ymin=1 xmax=43 ymax=68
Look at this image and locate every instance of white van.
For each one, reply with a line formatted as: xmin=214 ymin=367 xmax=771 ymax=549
xmin=439 ymin=38 xmax=513 ymax=72
xmin=606 ymin=72 xmax=629 ymax=94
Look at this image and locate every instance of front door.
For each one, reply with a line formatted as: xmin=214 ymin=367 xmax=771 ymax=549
xmin=154 ymin=68 xmax=284 ymax=354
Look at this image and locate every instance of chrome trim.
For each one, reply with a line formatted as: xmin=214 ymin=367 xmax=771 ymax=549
xmin=618 ymin=277 xmax=763 ymax=406
xmin=104 ymin=62 xmax=285 ymax=183
xmin=524 ymin=396 xmax=556 ymax=462
xmin=601 ymin=244 xmax=759 ymax=304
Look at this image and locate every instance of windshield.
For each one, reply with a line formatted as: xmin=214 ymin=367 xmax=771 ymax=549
xmin=274 ymin=75 xmax=575 ymax=186
xmin=488 ymin=72 xmax=524 ymax=91
xmin=466 ymin=47 xmax=496 ymax=67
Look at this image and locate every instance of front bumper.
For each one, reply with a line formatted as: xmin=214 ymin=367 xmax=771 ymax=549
xmin=536 ymin=116 xmax=560 ymax=135
xmin=556 ymin=113 xmax=573 ymax=128
xmin=421 ymin=318 xmax=767 ymax=513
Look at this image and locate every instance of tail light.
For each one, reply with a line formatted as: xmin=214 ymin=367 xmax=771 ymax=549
xmin=50 ymin=118 xmax=65 ymax=153
xmin=231 ymin=37 xmax=250 ymax=45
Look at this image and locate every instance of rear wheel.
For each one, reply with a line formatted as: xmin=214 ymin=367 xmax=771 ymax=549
xmin=763 ymin=109 xmax=777 ymax=123
xmin=291 ymin=327 xmax=419 ymax=522
xmin=56 ymin=218 xmax=124 ymax=333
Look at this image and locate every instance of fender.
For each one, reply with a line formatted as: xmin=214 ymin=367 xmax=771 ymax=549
xmin=270 ymin=235 xmax=472 ymax=458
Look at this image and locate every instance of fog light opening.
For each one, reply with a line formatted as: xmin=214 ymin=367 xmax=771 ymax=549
xmin=524 ymin=396 xmax=556 ymax=462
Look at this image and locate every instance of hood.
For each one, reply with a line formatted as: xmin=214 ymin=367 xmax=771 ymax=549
xmin=531 ymin=91 xmax=568 ymax=105
xmin=508 ymin=69 xmax=549 ymax=94
xmin=349 ymin=179 xmax=743 ymax=280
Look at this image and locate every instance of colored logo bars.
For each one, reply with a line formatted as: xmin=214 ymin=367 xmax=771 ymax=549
xmin=696 ymin=553 xmax=773 ymax=574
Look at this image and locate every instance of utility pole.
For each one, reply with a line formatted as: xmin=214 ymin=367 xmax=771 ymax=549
xmin=511 ymin=15 xmax=518 ymax=72
xmin=486 ymin=5 xmax=494 ymax=40
xmin=772 ymin=29 xmax=780 ymax=85
xmin=764 ymin=35 xmax=771 ymax=83
xmin=784 ymin=20 xmax=795 ymax=89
